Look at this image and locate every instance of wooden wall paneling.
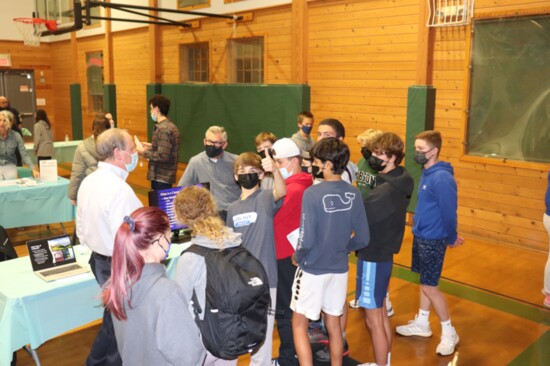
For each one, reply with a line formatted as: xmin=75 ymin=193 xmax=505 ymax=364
xmin=104 ymin=1 xmax=114 ymax=84
xmin=159 ymin=5 xmax=292 ymax=84
xmin=306 ymin=0 xmax=420 ymax=156
xmin=112 ymin=28 xmax=150 ymax=140
xmin=50 ymin=40 xmax=73 ymax=141
xmin=149 ymin=0 xmax=161 ymax=83
xmin=291 ymin=0 xmax=307 ymax=83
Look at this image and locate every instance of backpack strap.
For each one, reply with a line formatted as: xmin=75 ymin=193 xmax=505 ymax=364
xmin=181 ymin=244 xmax=211 ymax=257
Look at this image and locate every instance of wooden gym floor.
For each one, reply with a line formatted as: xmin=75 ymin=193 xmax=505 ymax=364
xmin=7 ymin=161 xmax=550 ymax=366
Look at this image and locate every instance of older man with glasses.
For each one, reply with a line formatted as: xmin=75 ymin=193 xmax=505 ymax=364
xmin=177 ymin=125 xmax=241 ymax=221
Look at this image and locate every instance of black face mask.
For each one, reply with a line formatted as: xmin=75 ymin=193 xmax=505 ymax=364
xmin=414 ymin=150 xmax=429 ymax=165
xmin=258 ymin=150 xmax=267 ymax=159
xmin=311 ymin=165 xmax=324 ymax=179
xmin=301 ymin=165 xmax=310 ymax=174
xmin=205 ymin=145 xmax=223 ymax=158
xmin=368 ymin=155 xmax=387 ymax=172
xmin=237 ymin=173 xmax=260 ymax=189
xmin=361 ymin=147 xmax=372 ymax=160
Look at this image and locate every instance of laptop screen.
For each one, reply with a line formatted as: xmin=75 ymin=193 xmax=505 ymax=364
xmin=27 ymin=235 xmax=76 ymax=271
xmin=148 ymin=183 xmax=210 ymax=232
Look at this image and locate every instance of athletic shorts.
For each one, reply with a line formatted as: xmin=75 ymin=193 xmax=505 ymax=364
xmin=356 ymin=259 xmax=392 ymax=309
xmin=411 ymin=236 xmax=448 ymax=286
xmin=290 ymin=267 xmax=348 ymax=321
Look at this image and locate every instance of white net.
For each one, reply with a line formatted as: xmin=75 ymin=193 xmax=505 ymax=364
xmin=14 ymin=19 xmax=48 ymax=47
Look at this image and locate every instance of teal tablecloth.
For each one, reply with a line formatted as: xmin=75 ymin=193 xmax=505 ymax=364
xmin=25 ymin=140 xmax=82 ymax=164
xmin=0 ymin=242 xmax=189 ymax=365
xmin=0 ymin=177 xmax=74 ymax=229
xmin=0 ymin=251 xmax=101 ymax=366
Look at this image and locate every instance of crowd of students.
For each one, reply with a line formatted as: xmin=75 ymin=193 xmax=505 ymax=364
xmin=69 ymin=94 xmax=463 ymax=366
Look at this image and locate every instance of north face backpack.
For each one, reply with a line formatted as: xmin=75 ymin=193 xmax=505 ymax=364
xmin=182 ymin=244 xmax=271 ymax=360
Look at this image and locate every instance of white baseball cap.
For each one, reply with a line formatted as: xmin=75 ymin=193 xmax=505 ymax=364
xmin=273 ymin=138 xmax=300 ymax=159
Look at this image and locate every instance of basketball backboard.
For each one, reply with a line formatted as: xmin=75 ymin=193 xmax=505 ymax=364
xmin=34 ymin=0 xmax=83 ymax=35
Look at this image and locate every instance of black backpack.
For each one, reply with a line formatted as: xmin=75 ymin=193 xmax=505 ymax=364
xmin=0 ymin=226 xmax=18 ymax=262
xmin=182 ymin=244 xmax=271 ymax=360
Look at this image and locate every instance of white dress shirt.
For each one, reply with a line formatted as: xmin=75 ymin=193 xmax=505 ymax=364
xmin=76 ymin=162 xmax=143 ymax=256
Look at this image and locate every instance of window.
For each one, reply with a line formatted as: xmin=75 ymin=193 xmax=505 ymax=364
xmin=178 ymin=0 xmax=209 ymax=9
xmin=467 ymin=15 xmax=550 ymax=163
xmin=86 ymin=51 xmax=104 ymax=113
xmin=227 ymin=37 xmax=264 ymax=84
xmin=180 ymin=43 xmax=209 ymax=82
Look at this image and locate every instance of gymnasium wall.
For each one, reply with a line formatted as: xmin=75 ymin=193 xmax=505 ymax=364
xmin=0 ymin=41 xmax=55 ymax=136
xmin=6 ymin=0 xmax=548 ymax=251
xmin=431 ymin=0 xmax=550 ymax=251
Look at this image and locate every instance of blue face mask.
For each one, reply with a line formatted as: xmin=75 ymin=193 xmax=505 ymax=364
xmin=162 ymin=241 xmax=171 ymax=261
xmin=125 ymin=151 xmax=139 ymax=172
xmin=154 ymin=235 xmax=171 ymax=261
xmin=301 ymin=125 xmax=313 ymax=135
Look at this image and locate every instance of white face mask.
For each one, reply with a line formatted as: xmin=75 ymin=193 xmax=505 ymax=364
xmin=279 ymin=161 xmax=293 ymax=180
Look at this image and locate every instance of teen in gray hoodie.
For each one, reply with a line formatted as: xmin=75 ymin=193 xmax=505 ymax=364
xmin=173 ymin=185 xmax=243 ymax=366
xmin=102 ymin=207 xmax=205 ymax=366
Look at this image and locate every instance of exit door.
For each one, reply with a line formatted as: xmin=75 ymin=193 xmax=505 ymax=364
xmin=0 ymin=70 xmax=36 ymax=139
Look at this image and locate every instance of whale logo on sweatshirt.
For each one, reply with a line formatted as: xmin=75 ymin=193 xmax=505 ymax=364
xmin=322 ymin=192 xmax=355 ymax=213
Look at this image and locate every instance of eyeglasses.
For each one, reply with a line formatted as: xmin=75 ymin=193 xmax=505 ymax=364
xmin=205 ymin=139 xmax=225 ymax=147
xmin=152 ymin=234 xmax=170 ymax=253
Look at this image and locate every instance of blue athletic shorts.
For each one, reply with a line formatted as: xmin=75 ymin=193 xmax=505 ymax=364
xmin=411 ymin=236 xmax=447 ymax=286
xmin=356 ymin=259 xmax=392 ymax=309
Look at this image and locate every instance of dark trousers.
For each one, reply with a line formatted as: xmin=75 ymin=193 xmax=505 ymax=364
xmin=86 ymin=253 xmax=122 ymax=366
xmin=151 ymin=180 xmax=172 ymax=190
xmin=275 ymin=256 xmax=299 ymax=366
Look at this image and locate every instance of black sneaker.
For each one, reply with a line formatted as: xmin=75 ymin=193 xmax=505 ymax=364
xmin=313 ymin=340 xmax=349 ymax=362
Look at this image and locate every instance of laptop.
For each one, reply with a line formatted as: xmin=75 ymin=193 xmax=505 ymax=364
xmin=26 ymin=234 xmax=90 ymax=282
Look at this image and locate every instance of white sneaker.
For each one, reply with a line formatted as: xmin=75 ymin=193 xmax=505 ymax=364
xmin=386 ymin=304 xmax=394 ymax=317
xmin=436 ymin=328 xmax=459 ymax=356
xmin=357 ymin=363 xmax=379 ymax=366
xmin=395 ymin=316 xmax=432 ymax=337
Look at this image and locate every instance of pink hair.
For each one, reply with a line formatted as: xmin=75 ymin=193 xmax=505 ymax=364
xmin=102 ymin=207 xmax=170 ymax=320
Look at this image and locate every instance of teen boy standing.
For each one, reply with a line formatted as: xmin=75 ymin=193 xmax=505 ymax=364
xmin=226 ymin=150 xmax=286 ymax=366
xmin=395 ymin=130 xmax=464 ymax=356
xmin=291 ymin=138 xmax=370 ymax=366
xmin=356 ymin=133 xmax=413 ymax=366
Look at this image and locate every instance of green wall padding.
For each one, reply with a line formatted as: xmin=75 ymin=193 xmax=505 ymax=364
xmin=145 ymin=84 xmax=311 ymax=162
xmin=103 ymin=84 xmax=117 ymax=127
xmin=404 ymin=85 xmax=436 ymax=212
xmin=70 ymin=83 xmax=83 ymax=140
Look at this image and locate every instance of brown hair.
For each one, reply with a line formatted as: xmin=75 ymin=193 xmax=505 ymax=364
xmin=233 ymin=152 xmax=263 ymax=174
xmin=92 ymin=113 xmax=111 ymax=139
xmin=415 ymin=130 xmax=442 ymax=155
xmin=173 ymin=186 xmax=228 ymax=246
xmin=297 ymin=111 xmax=314 ymax=123
xmin=254 ymin=132 xmax=277 ymax=147
xmin=371 ymin=132 xmax=405 ymax=165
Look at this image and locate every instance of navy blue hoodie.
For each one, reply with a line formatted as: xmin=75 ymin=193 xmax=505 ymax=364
xmin=412 ymin=161 xmax=458 ymax=244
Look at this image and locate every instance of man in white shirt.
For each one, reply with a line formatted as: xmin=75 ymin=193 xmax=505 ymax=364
xmin=76 ymin=128 xmax=143 ymax=366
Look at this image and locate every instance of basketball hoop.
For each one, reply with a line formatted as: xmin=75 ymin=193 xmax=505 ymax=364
xmin=13 ymin=18 xmax=57 ymax=47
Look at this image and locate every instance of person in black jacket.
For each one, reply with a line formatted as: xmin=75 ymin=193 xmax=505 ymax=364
xmin=356 ymin=132 xmax=413 ymax=366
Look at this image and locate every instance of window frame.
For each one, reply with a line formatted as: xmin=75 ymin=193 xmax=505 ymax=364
xmin=460 ymin=8 xmax=550 ymax=171
xmin=85 ymin=50 xmax=104 ymax=114
xmin=179 ymin=41 xmax=211 ymax=83
xmin=226 ymin=35 xmax=266 ymax=84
